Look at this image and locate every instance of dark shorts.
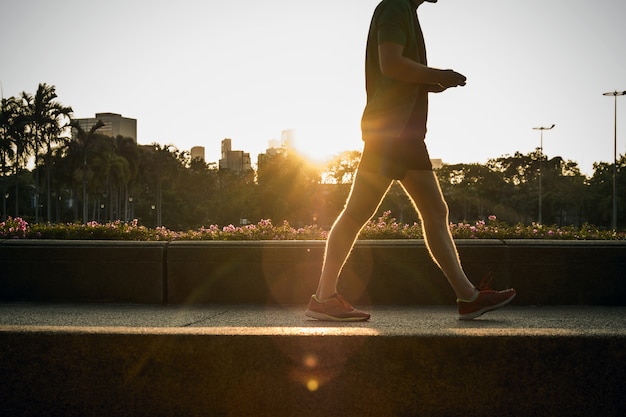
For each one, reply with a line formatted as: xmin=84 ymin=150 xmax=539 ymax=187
xmin=358 ymin=138 xmax=433 ymax=180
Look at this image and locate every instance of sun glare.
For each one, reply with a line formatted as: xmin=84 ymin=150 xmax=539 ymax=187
xmin=291 ymin=141 xmax=333 ymax=166
xmin=288 ymin=128 xmax=355 ymax=167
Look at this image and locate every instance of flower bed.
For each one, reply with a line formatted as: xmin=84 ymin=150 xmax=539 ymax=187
xmin=1 ymin=212 xmax=624 ymax=241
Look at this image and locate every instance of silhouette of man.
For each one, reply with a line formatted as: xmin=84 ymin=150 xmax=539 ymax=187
xmin=306 ymin=0 xmax=516 ymax=321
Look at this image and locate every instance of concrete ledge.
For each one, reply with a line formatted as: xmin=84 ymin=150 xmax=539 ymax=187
xmin=166 ymin=240 xmax=326 ymax=305
xmin=166 ymin=240 xmax=626 ymax=306
xmin=505 ymin=240 xmax=626 ymax=305
xmin=1 ymin=305 xmax=624 ymax=417
xmin=4 ymin=333 xmax=623 ymax=417
xmin=1 ymin=239 xmax=625 ymax=305
xmin=0 ymin=240 xmax=166 ymax=303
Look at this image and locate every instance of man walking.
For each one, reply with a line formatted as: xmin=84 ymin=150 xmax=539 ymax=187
xmin=305 ymin=0 xmax=516 ymax=321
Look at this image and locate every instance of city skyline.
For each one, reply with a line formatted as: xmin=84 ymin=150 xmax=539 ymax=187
xmin=2 ymin=0 xmax=626 ymax=176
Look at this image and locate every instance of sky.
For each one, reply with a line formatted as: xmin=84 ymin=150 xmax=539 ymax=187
xmin=2 ymin=0 xmax=626 ymax=176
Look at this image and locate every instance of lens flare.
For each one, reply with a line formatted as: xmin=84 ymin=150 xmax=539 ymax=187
xmin=306 ymin=379 xmax=320 ymax=392
xmin=303 ymin=354 xmax=318 ymax=369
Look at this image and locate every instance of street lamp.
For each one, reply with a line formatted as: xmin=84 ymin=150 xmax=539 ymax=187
xmin=128 ymin=196 xmax=133 ymax=222
xmin=603 ymin=90 xmax=626 ymax=230
xmin=533 ymin=124 xmax=555 ymax=224
xmin=3 ymin=192 xmax=8 ymax=221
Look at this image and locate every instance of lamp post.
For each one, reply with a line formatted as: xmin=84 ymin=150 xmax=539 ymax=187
xmin=533 ymin=124 xmax=555 ymax=224
xmin=603 ymin=91 xmax=626 ymax=230
xmin=3 ymin=192 xmax=8 ymax=221
xmin=127 ymin=196 xmax=133 ymax=222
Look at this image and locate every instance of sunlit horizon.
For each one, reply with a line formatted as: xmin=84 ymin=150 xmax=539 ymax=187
xmin=3 ymin=0 xmax=626 ymax=177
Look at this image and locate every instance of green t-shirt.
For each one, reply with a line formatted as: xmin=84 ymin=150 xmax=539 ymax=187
xmin=361 ymin=0 xmax=429 ymax=142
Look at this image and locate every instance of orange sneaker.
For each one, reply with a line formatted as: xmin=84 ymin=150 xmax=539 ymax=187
xmin=458 ymin=277 xmax=516 ymax=320
xmin=305 ymin=293 xmax=370 ymax=322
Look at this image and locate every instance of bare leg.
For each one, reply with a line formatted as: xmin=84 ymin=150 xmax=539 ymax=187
xmin=315 ymin=169 xmax=392 ymax=300
xmin=400 ymin=170 xmax=477 ymax=300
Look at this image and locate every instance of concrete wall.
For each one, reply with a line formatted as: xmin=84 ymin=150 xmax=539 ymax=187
xmin=1 ymin=239 xmax=625 ymax=305
xmin=0 ymin=240 xmax=166 ymax=303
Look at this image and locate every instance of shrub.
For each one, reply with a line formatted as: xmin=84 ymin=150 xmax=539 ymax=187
xmin=1 ymin=214 xmax=624 ymax=241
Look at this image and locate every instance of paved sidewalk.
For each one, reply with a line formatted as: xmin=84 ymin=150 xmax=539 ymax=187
xmin=2 ymin=304 xmax=625 ymax=337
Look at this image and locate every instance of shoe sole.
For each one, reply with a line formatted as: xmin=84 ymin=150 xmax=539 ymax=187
xmin=305 ymin=309 xmax=370 ymax=322
xmin=458 ymin=292 xmax=516 ymax=320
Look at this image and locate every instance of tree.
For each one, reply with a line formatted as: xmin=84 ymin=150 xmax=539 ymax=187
xmin=586 ymin=154 xmax=626 ymax=228
xmin=115 ymin=136 xmax=140 ymax=221
xmin=174 ymin=154 xmax=216 ymax=227
xmin=304 ymin=150 xmax=362 ymax=227
xmin=207 ymin=168 xmax=256 ymax=226
xmin=87 ymin=135 xmax=130 ymax=221
xmin=0 ymin=97 xmax=18 ymax=220
xmin=21 ymin=84 xmax=73 ymax=222
xmin=437 ymin=162 xmax=505 ymax=222
xmin=6 ymin=97 xmax=31 ymax=218
xmin=38 ymin=87 xmax=72 ymax=222
xmin=540 ymin=156 xmax=586 ymax=226
xmin=435 ymin=151 xmax=587 ymax=226
xmin=70 ymin=119 xmax=105 ymax=223
xmin=257 ymin=147 xmax=321 ymax=226
xmin=323 ymin=150 xmax=361 ymax=185
xmin=487 ymin=151 xmax=541 ymax=223
xmin=137 ymin=144 xmax=183 ymax=227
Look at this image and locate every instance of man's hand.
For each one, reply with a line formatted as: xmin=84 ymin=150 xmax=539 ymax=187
xmin=436 ymin=69 xmax=466 ymax=88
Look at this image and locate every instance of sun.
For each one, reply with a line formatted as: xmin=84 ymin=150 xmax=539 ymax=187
xmin=293 ymin=145 xmax=333 ymax=167
xmin=290 ymin=131 xmax=359 ymax=168
xmin=275 ymin=129 xmax=327 ymax=166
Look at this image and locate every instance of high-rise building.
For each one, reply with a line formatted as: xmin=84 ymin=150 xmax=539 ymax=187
xmin=219 ymin=139 xmax=251 ymax=171
xmin=73 ymin=112 xmax=137 ymax=142
xmin=280 ymin=129 xmax=294 ymax=149
xmin=431 ymin=159 xmax=443 ymax=169
xmin=190 ymin=146 xmax=205 ymax=162
xmin=257 ymin=131 xmax=292 ymax=169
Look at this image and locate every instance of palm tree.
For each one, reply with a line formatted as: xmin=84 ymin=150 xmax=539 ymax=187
xmin=88 ymin=135 xmax=131 ymax=221
xmin=19 ymin=91 xmax=39 ymax=219
xmin=115 ymin=136 xmax=139 ymax=221
xmin=0 ymin=97 xmax=18 ymax=220
xmin=87 ymin=136 xmax=114 ymax=220
xmin=138 ymin=144 xmax=181 ymax=226
xmin=42 ymin=120 xmax=72 ymax=222
xmin=70 ymin=118 xmax=104 ymax=223
xmin=6 ymin=97 xmax=31 ymax=218
xmin=25 ymin=83 xmax=73 ymax=222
